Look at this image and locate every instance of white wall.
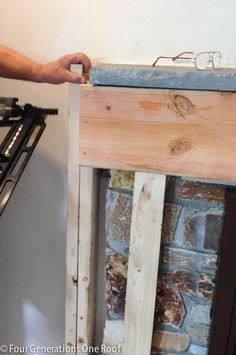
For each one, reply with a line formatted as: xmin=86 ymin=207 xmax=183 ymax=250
xmin=77 ymin=0 xmax=236 ymax=67
xmin=0 ymin=0 xmax=235 ymax=351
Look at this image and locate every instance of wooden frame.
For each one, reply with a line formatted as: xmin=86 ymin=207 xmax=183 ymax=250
xmin=66 ymin=81 xmax=236 ymax=355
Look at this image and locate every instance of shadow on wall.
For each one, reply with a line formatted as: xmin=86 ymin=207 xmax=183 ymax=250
xmin=0 ymin=147 xmax=66 ymax=349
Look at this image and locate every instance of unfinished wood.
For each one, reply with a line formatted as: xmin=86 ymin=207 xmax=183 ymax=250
xmin=66 ymin=65 xmax=82 ymax=351
xmin=77 ymin=167 xmax=99 ymax=354
xmin=123 ymin=172 xmax=166 ymax=355
xmin=80 ymin=85 xmax=236 ymax=181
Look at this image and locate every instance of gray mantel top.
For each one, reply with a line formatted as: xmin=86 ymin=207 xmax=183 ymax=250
xmin=90 ymin=64 xmax=236 ymax=91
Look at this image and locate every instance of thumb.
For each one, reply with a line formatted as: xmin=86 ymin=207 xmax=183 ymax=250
xmin=65 ymin=70 xmax=86 ymax=84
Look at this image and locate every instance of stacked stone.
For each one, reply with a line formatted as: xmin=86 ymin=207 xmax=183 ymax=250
xmin=104 ymin=171 xmax=225 ymax=355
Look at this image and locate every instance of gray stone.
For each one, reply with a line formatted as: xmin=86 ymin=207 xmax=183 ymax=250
xmin=163 ymin=247 xmax=218 ymax=273
xmin=189 ymin=344 xmax=208 ymax=355
xmin=204 ymin=213 xmax=223 ymax=251
xmin=162 ymin=203 xmax=182 ymax=243
xmin=105 ymin=189 xmax=132 ymax=241
xmin=188 ymin=304 xmax=211 ymax=326
xmin=184 ymin=210 xmax=223 ymax=252
xmin=90 ymin=64 xmax=236 ymax=92
xmin=108 ymin=241 xmax=129 ymax=259
xmin=103 ymin=320 xmax=123 ymax=351
xmin=108 ymin=311 xmax=124 ymax=321
xmin=173 ymin=206 xmax=197 ymax=246
xmin=187 ymin=325 xmax=209 ymax=346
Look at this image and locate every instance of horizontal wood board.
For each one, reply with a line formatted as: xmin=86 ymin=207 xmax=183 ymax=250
xmin=80 ymin=85 xmax=236 ymax=181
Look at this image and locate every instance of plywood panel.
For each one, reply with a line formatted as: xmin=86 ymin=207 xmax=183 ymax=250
xmin=123 ymin=172 xmax=166 ymax=355
xmin=80 ymin=85 xmax=236 ymax=181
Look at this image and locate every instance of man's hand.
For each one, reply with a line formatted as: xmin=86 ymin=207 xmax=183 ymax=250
xmin=0 ymin=46 xmax=91 ymax=84
xmin=40 ymin=53 xmax=91 ymax=84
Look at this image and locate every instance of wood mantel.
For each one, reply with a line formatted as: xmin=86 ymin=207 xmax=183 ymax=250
xmin=80 ymin=85 xmax=236 ymax=181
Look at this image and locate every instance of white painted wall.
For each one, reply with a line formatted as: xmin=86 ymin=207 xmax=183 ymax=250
xmin=0 ymin=0 xmax=235 ymax=350
xmin=77 ymin=0 xmax=236 ymax=67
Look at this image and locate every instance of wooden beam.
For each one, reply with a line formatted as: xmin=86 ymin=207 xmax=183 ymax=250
xmin=123 ymin=172 xmax=166 ymax=355
xmin=80 ymin=85 xmax=236 ymax=181
xmin=77 ymin=167 xmax=99 ymax=354
xmin=66 ymin=68 xmax=81 ymax=351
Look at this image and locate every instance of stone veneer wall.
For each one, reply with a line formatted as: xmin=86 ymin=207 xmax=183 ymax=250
xmin=103 ymin=170 xmax=225 ymax=355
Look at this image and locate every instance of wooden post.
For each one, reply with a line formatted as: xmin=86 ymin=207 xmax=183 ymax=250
xmin=77 ymin=167 xmax=99 ymax=354
xmin=66 ymin=74 xmax=99 ymax=354
xmin=123 ymin=172 xmax=166 ymax=355
xmin=65 ymin=66 xmax=81 ymax=351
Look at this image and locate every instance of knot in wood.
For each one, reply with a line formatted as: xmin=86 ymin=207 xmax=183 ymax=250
xmin=141 ymin=183 xmax=151 ymax=201
xmin=169 ymin=138 xmax=191 ymax=156
xmin=169 ymin=94 xmax=194 ymax=117
xmin=72 ymin=274 xmax=78 ymax=285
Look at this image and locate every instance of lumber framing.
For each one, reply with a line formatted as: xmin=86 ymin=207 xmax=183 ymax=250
xmin=123 ymin=172 xmax=166 ymax=355
xmin=77 ymin=167 xmax=98 ymax=354
xmin=66 ymin=78 xmax=80 ymax=351
xmin=66 ymin=80 xmax=236 ymax=355
xmin=80 ymin=85 xmax=236 ymax=181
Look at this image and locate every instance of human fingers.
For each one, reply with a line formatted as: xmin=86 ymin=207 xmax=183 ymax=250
xmin=64 ymin=53 xmax=91 ymax=73
xmin=64 ymin=69 xmax=86 ymax=84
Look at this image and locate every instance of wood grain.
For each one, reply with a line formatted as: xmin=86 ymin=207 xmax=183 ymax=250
xmin=123 ymin=172 xmax=166 ymax=355
xmin=77 ymin=167 xmax=98 ymax=354
xmin=66 ymin=71 xmax=81 ymax=352
xmin=80 ymin=85 xmax=236 ymax=181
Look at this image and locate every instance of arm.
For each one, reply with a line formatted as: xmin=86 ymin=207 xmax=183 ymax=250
xmin=0 ymin=45 xmax=91 ymax=84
